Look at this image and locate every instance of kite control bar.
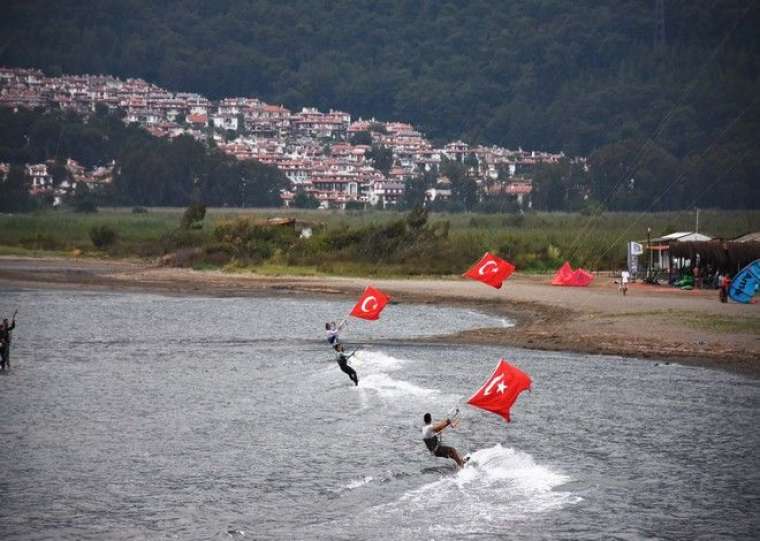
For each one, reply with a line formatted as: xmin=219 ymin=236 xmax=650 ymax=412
xmin=446 ymin=406 xmax=461 ymax=428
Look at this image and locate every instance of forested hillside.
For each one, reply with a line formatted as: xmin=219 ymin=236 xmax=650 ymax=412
xmin=2 ymin=0 xmax=759 ymax=207
xmin=2 ymin=1 xmax=757 ymax=152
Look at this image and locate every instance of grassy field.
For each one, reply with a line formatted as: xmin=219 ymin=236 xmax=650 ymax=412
xmin=0 ymin=208 xmax=757 ymax=275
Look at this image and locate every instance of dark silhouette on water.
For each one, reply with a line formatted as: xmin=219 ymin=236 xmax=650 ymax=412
xmin=0 ymin=311 xmax=17 ymax=371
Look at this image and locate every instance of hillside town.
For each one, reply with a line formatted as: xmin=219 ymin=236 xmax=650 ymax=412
xmin=0 ymin=66 xmax=568 ymax=208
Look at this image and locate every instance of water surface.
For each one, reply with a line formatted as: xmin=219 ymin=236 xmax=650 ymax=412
xmin=0 ymin=288 xmax=758 ymax=539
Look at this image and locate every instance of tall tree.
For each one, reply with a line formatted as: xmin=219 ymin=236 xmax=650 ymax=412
xmin=367 ymin=145 xmax=394 ymax=176
xmin=0 ymin=165 xmax=32 ymax=212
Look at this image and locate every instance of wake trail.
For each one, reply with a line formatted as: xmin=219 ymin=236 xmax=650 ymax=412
xmin=352 ymin=444 xmax=580 ymax=535
xmin=408 ymin=444 xmax=576 ymax=505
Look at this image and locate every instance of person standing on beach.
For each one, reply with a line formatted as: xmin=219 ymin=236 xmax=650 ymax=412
xmin=620 ymin=270 xmax=630 ymax=296
xmin=0 ymin=315 xmax=16 ymax=370
xmin=693 ymin=265 xmax=703 ymax=289
xmin=719 ymin=274 xmax=731 ymax=303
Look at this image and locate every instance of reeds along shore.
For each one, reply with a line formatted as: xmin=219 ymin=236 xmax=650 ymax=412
xmin=1 ymin=208 xmax=758 ymax=276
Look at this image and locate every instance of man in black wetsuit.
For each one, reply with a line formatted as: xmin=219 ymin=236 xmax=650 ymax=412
xmin=0 ymin=316 xmax=16 ymax=371
xmin=334 ymin=343 xmax=358 ymax=386
xmin=421 ymin=412 xmax=466 ymax=468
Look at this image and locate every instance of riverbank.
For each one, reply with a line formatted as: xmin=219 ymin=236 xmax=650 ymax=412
xmin=1 ymin=255 xmax=759 ymax=376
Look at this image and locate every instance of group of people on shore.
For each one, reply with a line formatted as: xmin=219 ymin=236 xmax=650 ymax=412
xmin=620 ymin=267 xmax=733 ymax=302
xmin=1 ymin=313 xmax=17 ymax=371
xmin=324 ymin=318 xmax=467 ymax=468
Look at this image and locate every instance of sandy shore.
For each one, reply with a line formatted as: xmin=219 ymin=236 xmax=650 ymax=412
xmin=2 ymin=256 xmax=759 ymax=376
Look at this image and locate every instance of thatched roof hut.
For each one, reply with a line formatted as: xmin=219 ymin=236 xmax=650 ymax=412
xmin=733 ymin=232 xmax=760 ymax=243
xmin=668 ymin=240 xmax=760 ymax=273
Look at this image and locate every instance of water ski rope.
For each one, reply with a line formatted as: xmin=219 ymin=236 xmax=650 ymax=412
xmin=556 ymin=95 xmax=759 ymax=319
xmin=562 ymin=2 xmax=757 ymax=266
xmin=587 ymin=96 xmax=757 ymax=274
xmin=437 ymin=405 xmax=462 ymax=448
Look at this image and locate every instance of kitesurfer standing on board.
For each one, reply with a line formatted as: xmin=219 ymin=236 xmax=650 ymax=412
xmin=334 ymin=343 xmax=358 ymax=386
xmin=422 ymin=413 xmax=466 ymax=468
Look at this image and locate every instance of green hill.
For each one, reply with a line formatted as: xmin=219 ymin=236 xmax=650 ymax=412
xmin=2 ymin=0 xmax=758 ymax=208
xmin=1 ymin=1 xmax=757 ymax=153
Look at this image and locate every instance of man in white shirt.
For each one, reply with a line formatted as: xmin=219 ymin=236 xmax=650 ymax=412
xmin=421 ymin=412 xmax=466 ymax=468
xmin=620 ymin=270 xmax=630 ymax=296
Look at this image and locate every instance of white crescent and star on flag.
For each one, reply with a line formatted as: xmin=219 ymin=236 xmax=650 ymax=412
xmin=360 ymin=295 xmax=378 ymax=312
xmin=482 ymin=373 xmax=508 ymax=395
xmin=478 ymin=260 xmax=499 ymax=275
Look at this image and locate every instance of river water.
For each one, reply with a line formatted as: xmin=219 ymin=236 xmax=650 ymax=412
xmin=0 ymin=287 xmax=758 ymax=540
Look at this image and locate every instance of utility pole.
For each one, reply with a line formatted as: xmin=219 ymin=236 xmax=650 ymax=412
xmin=695 ymin=207 xmax=700 ymax=234
xmin=647 ymin=226 xmax=653 ymax=280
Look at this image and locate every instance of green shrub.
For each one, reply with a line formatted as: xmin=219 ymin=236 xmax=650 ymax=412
xmin=345 ymin=201 xmax=365 ymax=211
xmin=160 ymin=228 xmax=208 ymax=252
xmin=180 ymin=202 xmax=206 ymax=229
xmin=293 ymin=191 xmax=320 ymax=208
xmin=580 ymin=200 xmax=605 ymax=216
xmin=19 ymin=233 xmax=63 ymax=251
xmin=75 ymin=199 xmax=98 ymax=213
xmin=203 ymin=242 xmax=236 ymax=265
xmin=502 ymin=214 xmax=525 ymax=227
xmin=214 ymin=217 xmax=298 ymax=262
xmin=89 ymin=225 xmax=118 ymax=249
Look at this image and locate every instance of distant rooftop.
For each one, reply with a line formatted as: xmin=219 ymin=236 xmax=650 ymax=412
xmin=651 ymin=232 xmax=713 ymax=243
xmin=732 ymin=232 xmax=760 ymax=243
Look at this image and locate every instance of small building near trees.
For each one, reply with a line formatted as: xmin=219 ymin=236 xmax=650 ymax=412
xmin=649 ymin=231 xmax=760 ymax=285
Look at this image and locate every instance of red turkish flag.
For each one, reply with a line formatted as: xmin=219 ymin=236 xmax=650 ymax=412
xmin=463 ymin=252 xmax=515 ymax=289
xmin=467 ymin=359 xmax=532 ymax=422
xmin=349 ymin=286 xmax=391 ymax=320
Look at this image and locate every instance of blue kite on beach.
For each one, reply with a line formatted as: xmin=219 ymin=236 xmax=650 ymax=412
xmin=728 ymin=259 xmax=760 ymax=304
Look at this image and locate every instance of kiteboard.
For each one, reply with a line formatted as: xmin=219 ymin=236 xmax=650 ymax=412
xmin=463 ymin=455 xmax=478 ymax=468
xmin=422 ymin=455 xmax=474 ymax=474
xmin=421 ymin=464 xmax=458 ymax=475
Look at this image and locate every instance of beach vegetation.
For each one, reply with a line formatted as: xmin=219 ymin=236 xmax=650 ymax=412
xmin=0 ymin=208 xmax=758 ymax=276
xmin=180 ymin=202 xmax=206 ymax=230
xmin=292 ymin=190 xmax=320 ymax=209
xmin=73 ymin=184 xmax=98 ymax=213
xmin=89 ymin=225 xmax=118 ymax=250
